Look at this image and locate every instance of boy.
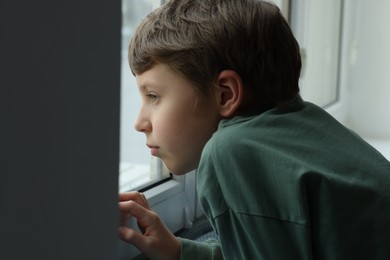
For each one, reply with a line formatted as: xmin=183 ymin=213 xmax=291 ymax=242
xmin=119 ymin=0 xmax=390 ymax=259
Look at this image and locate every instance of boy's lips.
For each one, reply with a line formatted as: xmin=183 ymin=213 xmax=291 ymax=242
xmin=147 ymin=144 xmax=159 ymax=156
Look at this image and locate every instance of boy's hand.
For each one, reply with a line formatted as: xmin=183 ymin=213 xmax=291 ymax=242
xmin=118 ymin=192 xmax=181 ymax=260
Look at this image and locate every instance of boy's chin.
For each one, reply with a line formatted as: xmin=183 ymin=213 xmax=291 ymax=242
xmin=164 ymin=162 xmax=196 ymax=176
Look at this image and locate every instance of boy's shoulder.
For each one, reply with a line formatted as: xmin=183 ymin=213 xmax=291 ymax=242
xmin=205 ymin=98 xmax=353 ymax=155
xmin=215 ymin=96 xmax=311 ymax=135
xmin=204 ymin=98 xmax=309 ymax=152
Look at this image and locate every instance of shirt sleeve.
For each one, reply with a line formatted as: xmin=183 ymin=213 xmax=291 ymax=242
xmin=179 ymin=238 xmax=223 ymax=260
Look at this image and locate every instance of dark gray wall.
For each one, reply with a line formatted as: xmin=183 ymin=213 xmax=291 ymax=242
xmin=0 ymin=1 xmax=121 ymax=259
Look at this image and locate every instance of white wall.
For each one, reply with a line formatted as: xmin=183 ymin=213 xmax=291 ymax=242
xmin=346 ymin=0 xmax=390 ymax=139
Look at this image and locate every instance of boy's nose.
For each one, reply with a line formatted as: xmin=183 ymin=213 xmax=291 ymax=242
xmin=134 ymin=112 xmax=152 ymax=133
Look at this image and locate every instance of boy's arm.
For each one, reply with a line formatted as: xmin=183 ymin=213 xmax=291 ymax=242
xmin=118 ymin=192 xmax=180 ymax=260
xmin=179 ymin=238 xmax=223 ymax=259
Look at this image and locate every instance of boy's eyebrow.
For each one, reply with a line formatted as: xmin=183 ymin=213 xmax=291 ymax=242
xmin=138 ymin=84 xmax=148 ymax=92
xmin=138 ymin=81 xmax=160 ymax=92
xmin=138 ymin=82 xmax=152 ymax=92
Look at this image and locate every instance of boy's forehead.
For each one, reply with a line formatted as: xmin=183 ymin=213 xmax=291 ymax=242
xmin=135 ymin=63 xmax=188 ymax=90
xmin=136 ymin=75 xmax=157 ymax=92
xmin=135 ymin=65 xmax=163 ymax=89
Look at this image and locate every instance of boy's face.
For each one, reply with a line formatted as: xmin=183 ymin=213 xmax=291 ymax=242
xmin=134 ymin=63 xmax=221 ymax=175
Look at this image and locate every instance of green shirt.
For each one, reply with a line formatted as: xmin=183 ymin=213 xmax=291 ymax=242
xmin=180 ymin=98 xmax=390 ymax=259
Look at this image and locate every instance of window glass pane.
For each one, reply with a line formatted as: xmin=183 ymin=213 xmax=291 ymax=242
xmin=120 ymin=0 xmax=170 ymax=192
xmin=291 ymin=0 xmax=343 ymax=107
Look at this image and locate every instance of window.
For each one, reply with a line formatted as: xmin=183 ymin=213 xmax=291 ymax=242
xmin=120 ymin=0 xmax=170 ymax=192
xmin=290 ymin=0 xmax=346 ymax=120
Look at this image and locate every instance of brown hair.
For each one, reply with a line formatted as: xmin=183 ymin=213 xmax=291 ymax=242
xmin=129 ymin=0 xmax=301 ymax=114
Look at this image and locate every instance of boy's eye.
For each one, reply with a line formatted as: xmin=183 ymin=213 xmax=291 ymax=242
xmin=146 ymin=92 xmax=159 ymax=102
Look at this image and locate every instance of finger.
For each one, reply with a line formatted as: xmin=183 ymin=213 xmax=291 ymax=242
xmin=119 ymin=191 xmax=147 ymax=201
xmin=118 ymin=196 xmax=140 ymax=226
xmin=119 ymin=200 xmax=157 ymax=228
xmin=119 ymin=192 xmax=149 ymax=208
xmin=119 ymin=191 xmax=136 ymax=201
xmin=118 ymin=226 xmax=143 ymax=245
xmin=119 ymin=200 xmax=152 ymax=235
xmin=119 ymin=200 xmax=148 ymax=219
xmin=118 ymin=198 xmax=146 ymax=227
xmin=119 ymin=225 xmax=156 ymax=256
xmin=118 ymin=209 xmax=133 ymax=227
xmin=139 ymin=192 xmax=147 ymax=200
xmin=118 ymin=202 xmax=180 ymax=259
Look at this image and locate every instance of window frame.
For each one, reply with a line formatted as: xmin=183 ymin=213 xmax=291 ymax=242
xmin=289 ymin=0 xmax=349 ymax=124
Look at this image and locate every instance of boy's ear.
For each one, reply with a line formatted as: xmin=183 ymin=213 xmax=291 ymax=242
xmin=215 ymin=70 xmax=243 ymax=117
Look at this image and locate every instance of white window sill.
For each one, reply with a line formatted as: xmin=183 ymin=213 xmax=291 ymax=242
xmin=119 ymin=162 xmax=151 ymax=192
